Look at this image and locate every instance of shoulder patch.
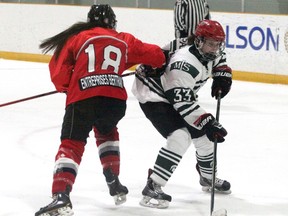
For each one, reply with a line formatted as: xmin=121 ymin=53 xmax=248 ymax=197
xmin=170 ymin=61 xmax=199 ymax=78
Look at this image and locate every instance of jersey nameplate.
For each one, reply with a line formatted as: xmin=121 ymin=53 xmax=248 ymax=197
xmin=79 ymin=74 xmax=124 ymax=90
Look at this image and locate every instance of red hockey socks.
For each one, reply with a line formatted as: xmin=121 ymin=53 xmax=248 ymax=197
xmin=94 ymin=127 xmax=120 ymax=176
xmin=52 ymin=139 xmax=85 ymax=194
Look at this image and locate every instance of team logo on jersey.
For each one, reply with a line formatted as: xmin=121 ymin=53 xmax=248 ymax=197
xmin=170 ymin=61 xmax=199 ymax=78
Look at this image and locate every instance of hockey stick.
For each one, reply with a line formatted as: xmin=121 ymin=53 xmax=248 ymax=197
xmin=122 ymin=71 xmax=135 ymax=77
xmin=210 ymin=90 xmax=227 ymax=216
xmin=0 ymin=71 xmax=136 ymax=108
xmin=0 ymin=90 xmax=58 ymax=108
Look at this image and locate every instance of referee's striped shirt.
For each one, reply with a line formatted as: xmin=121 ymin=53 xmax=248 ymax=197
xmin=174 ymin=0 xmax=210 ymax=38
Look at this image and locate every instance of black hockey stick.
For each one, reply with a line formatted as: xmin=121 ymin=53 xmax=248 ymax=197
xmin=0 ymin=71 xmax=136 ymax=108
xmin=122 ymin=71 xmax=135 ymax=77
xmin=210 ymin=90 xmax=227 ymax=216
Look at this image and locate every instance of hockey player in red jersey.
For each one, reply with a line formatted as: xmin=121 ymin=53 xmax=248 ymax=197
xmin=132 ymin=20 xmax=232 ymax=208
xmin=35 ymin=4 xmax=166 ymax=216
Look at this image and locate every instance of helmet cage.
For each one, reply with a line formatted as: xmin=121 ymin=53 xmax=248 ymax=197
xmin=194 ymin=20 xmax=226 ymax=61
xmin=195 ymin=36 xmax=225 ymax=61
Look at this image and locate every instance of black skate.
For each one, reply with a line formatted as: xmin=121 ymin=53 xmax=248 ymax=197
xmin=196 ymin=164 xmax=231 ymax=194
xmin=35 ymin=192 xmax=73 ymax=216
xmin=139 ymin=169 xmax=172 ymax=209
xmin=103 ymin=168 xmax=128 ymax=205
xmin=200 ymin=176 xmax=231 ymax=194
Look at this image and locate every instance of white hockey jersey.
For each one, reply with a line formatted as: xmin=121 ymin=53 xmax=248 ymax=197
xmin=132 ymin=45 xmax=228 ymax=130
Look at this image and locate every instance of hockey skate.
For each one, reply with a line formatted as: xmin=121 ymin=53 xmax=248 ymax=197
xmin=196 ymin=164 xmax=231 ymax=194
xmin=103 ymin=168 xmax=128 ymax=205
xmin=35 ymin=192 xmax=73 ymax=216
xmin=139 ymin=169 xmax=172 ymax=209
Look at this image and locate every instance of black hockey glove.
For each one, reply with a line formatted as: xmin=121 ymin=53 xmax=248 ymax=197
xmin=211 ymin=65 xmax=232 ymax=99
xmin=135 ymin=50 xmax=169 ymax=78
xmin=194 ymin=113 xmax=227 ymax=143
xmin=135 ymin=64 xmax=165 ymax=78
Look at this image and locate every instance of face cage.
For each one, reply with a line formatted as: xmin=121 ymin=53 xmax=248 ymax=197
xmin=195 ymin=37 xmax=225 ymax=61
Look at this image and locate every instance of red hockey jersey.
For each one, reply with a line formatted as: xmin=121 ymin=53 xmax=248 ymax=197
xmin=49 ymin=27 xmax=165 ymax=106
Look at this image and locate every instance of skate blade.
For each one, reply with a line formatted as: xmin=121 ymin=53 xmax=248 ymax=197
xmin=212 ymin=208 xmax=227 ymax=216
xmin=38 ymin=206 xmax=74 ymax=216
xmin=202 ymin=186 xmax=232 ymax=194
xmin=113 ymin=193 xmax=127 ymax=205
xmin=139 ymin=196 xmax=169 ymax=209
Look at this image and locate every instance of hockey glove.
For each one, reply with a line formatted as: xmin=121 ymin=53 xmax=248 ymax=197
xmin=135 ymin=49 xmax=169 ymax=78
xmin=211 ymin=65 xmax=232 ymax=99
xmin=135 ymin=64 xmax=165 ymax=78
xmin=194 ymin=113 xmax=227 ymax=143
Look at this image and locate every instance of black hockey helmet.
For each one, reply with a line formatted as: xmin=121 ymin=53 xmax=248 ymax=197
xmin=87 ymin=4 xmax=117 ymax=29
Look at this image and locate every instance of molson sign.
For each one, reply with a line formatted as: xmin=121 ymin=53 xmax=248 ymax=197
xmin=213 ymin=12 xmax=288 ymax=76
xmin=225 ymin=25 xmax=279 ymax=51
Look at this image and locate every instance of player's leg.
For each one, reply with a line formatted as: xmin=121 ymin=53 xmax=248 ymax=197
xmin=191 ymin=131 xmax=231 ymax=194
xmin=35 ymin=99 xmax=94 ymax=216
xmin=139 ymin=102 xmax=191 ymax=208
xmin=93 ymin=97 xmax=128 ymax=205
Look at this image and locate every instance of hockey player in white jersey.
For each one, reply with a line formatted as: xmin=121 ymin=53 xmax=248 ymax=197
xmin=132 ymin=19 xmax=232 ymax=208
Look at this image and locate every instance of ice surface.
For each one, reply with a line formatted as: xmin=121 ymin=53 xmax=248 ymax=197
xmin=0 ymin=59 xmax=287 ymax=215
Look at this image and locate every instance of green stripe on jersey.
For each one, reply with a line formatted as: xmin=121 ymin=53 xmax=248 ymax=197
xmin=170 ymin=61 xmax=199 ymax=78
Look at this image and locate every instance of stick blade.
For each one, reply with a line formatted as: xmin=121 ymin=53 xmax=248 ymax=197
xmin=212 ymin=208 xmax=227 ymax=216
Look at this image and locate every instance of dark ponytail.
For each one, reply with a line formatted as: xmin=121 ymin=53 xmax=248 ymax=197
xmin=39 ymin=22 xmax=96 ymax=59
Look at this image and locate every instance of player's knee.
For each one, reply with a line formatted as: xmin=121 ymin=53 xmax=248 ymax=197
xmin=94 ymin=126 xmax=119 ymax=142
xmin=56 ymin=139 xmax=85 ymax=164
xmin=192 ymin=135 xmax=213 ymax=156
xmin=166 ymin=127 xmax=192 ymax=155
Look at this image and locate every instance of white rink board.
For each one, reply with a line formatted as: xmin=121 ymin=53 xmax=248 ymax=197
xmin=213 ymin=13 xmax=288 ymax=75
xmin=0 ymin=3 xmax=287 ymax=75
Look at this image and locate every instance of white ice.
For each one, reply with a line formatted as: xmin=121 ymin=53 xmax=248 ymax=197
xmin=0 ymin=59 xmax=287 ymax=216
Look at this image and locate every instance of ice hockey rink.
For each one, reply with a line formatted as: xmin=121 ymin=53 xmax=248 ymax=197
xmin=0 ymin=58 xmax=287 ymax=216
